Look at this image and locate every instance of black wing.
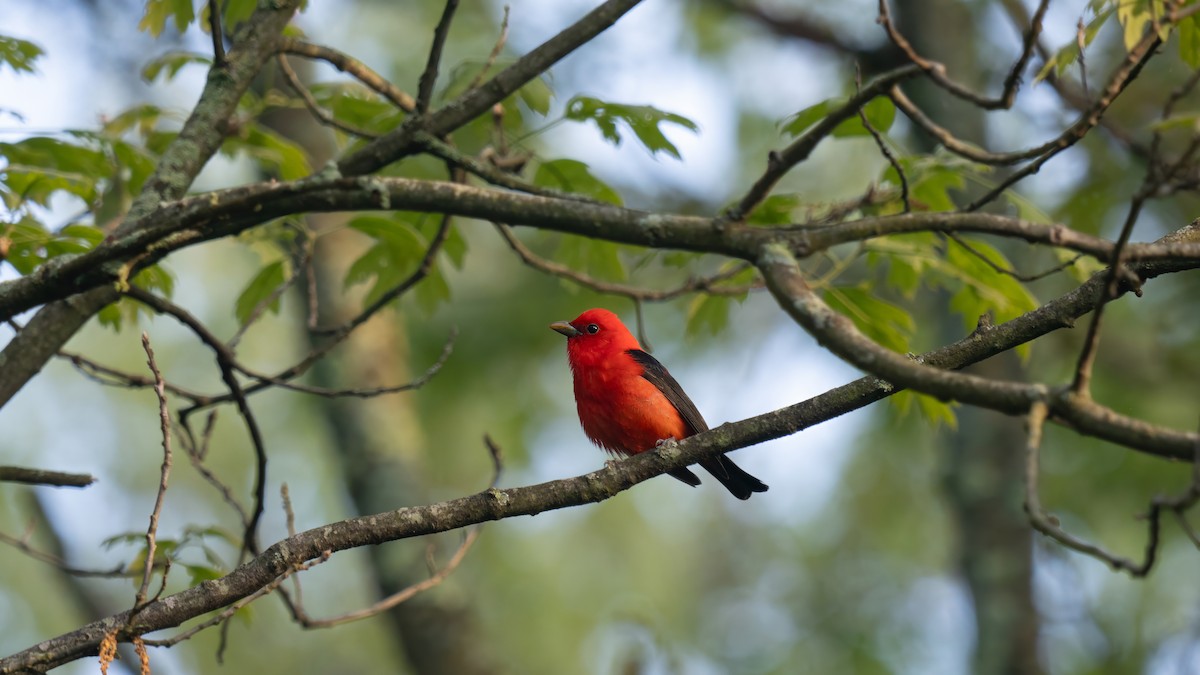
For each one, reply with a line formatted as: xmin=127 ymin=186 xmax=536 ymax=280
xmin=627 ymin=348 xmax=768 ymax=500
xmin=626 ymin=349 xmax=708 ymax=435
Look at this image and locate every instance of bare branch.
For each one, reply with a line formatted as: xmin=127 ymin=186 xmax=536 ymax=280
xmin=1023 ymin=400 xmax=1157 ymax=575
xmin=417 ymin=0 xmax=461 ymax=113
xmin=878 ymin=0 xmax=1048 ymax=110
xmin=278 ymin=38 xmax=417 ymax=112
xmin=132 ymin=332 xmax=174 ymax=611
xmin=124 ymin=290 xmax=268 ymax=558
xmin=276 ymin=54 xmax=378 ymax=139
xmin=0 ymin=466 xmax=95 ymax=488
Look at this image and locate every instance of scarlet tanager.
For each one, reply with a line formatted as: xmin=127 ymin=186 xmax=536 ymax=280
xmin=550 ymin=308 xmax=768 ymax=500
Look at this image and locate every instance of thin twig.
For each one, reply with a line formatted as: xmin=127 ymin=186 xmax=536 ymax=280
xmin=466 ymin=5 xmax=511 ymax=92
xmin=278 ymin=38 xmax=417 ymax=112
xmin=856 ymin=64 xmax=908 ymax=213
xmin=878 ymin=0 xmax=1048 ymax=110
xmin=277 ymin=54 xmax=378 ymax=139
xmin=417 ymin=0 xmax=461 ymax=113
xmin=965 ymin=29 xmax=1162 ymax=212
xmin=0 ymin=529 xmax=127 ymax=577
xmin=1023 ymin=400 xmax=1156 ymax=575
xmin=943 ymin=232 xmax=1082 ymax=283
xmin=59 ymin=350 xmax=208 ymax=402
xmin=295 ymin=529 xmax=479 ymax=629
xmin=494 ymin=224 xmax=761 ymax=301
xmin=207 ymin=0 xmax=226 ymax=67
xmin=142 ymin=552 xmax=332 ymax=648
xmin=725 ymin=64 xmax=921 ymax=222
xmin=132 ymin=332 xmax=174 ymax=612
xmin=125 ymin=290 xmax=268 ymax=558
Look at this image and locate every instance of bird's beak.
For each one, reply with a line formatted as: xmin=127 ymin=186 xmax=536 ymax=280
xmin=550 ymin=321 xmax=580 ymax=337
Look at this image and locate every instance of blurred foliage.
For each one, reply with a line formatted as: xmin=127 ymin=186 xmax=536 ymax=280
xmin=1 ymin=0 xmax=1200 ymax=674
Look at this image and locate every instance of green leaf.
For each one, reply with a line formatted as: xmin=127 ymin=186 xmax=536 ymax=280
xmin=97 ymin=302 xmax=124 ymax=330
xmin=224 ymin=125 xmax=312 ymax=180
xmin=832 ymin=97 xmax=896 ymax=138
xmin=414 ymin=261 xmax=451 ymax=314
xmin=746 ymin=194 xmax=800 ymax=226
xmin=1034 ymin=8 xmax=1113 ymax=83
xmin=344 ymin=215 xmax=427 ymax=307
xmin=1115 ymin=0 xmax=1154 ymax=52
xmin=0 ymin=136 xmax=109 ymax=207
xmin=94 ymin=264 xmax=175 ymax=332
xmin=942 ymin=237 xmax=1039 ymax=358
xmin=308 ymin=83 xmax=405 ymax=137
xmin=138 ymin=0 xmax=197 ymax=37
xmin=0 ymin=35 xmax=44 ymax=75
xmin=781 ymin=99 xmax=834 ymax=137
xmin=533 ymin=159 xmax=622 ymax=205
xmin=822 ymin=286 xmax=914 ymax=353
xmin=184 ymin=564 xmax=224 ymax=586
xmin=782 ymin=97 xmax=895 ymax=139
xmin=517 ymin=77 xmax=552 ymax=116
xmin=555 ymin=236 xmax=627 ymax=282
xmin=686 ymin=295 xmax=732 ymax=336
xmin=142 ymin=52 xmax=210 ymax=83
xmin=235 ymin=260 xmax=289 ymax=326
xmin=891 ymin=390 xmax=959 ymax=429
xmin=563 ymin=96 xmax=698 ymax=159
xmin=1181 ymin=14 xmax=1200 ymax=68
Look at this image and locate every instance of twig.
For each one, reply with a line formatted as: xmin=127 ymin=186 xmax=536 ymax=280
xmin=855 ymin=64 xmax=908 ymax=212
xmin=415 ymin=133 xmax=598 ymax=202
xmin=277 ymin=54 xmax=378 ymax=139
xmin=207 ymin=0 xmax=227 ymax=67
xmin=125 ymin=290 xmax=268 ymax=558
xmin=494 ymin=224 xmax=761 ymax=301
xmin=178 ymin=411 xmax=250 ymax=527
xmin=143 ymin=552 xmax=332 ymax=648
xmin=311 ymin=213 xmax=454 ymax=337
xmin=1023 ymin=400 xmax=1157 ymax=576
xmin=0 ymin=529 xmax=127 ymax=577
xmin=294 ymin=529 xmax=479 ymax=629
xmin=725 ymin=64 xmax=921 ymax=221
xmin=0 ymin=466 xmax=95 ymax=488
xmin=132 ymin=332 xmax=174 ymax=612
xmin=878 ymin=0 xmax=1048 ymax=110
xmin=417 ymin=0 xmax=461 ymax=113
xmin=466 ymin=5 xmax=511 ymax=92
xmin=278 ymin=38 xmax=417 ymax=112
xmin=59 ymin=350 xmax=208 ymax=402
xmin=483 ymin=434 xmax=504 ymax=488
xmin=964 ymin=29 xmax=1162 ymax=212
xmin=943 ymin=232 xmax=1082 ymax=283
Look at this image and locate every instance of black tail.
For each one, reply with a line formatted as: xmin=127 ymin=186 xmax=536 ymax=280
xmin=700 ymin=456 xmax=768 ymax=500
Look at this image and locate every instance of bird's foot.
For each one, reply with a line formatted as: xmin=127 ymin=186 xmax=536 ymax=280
xmin=655 ymin=437 xmax=679 ymax=449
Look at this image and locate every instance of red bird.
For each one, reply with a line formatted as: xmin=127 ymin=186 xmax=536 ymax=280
xmin=550 ymin=308 xmax=768 ymax=500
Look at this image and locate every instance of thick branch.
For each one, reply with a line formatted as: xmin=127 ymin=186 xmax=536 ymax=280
xmin=6 ymin=177 xmax=1200 ymax=329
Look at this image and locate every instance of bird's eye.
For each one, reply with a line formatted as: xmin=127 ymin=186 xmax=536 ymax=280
xmin=586 ymin=323 xmax=600 ymax=334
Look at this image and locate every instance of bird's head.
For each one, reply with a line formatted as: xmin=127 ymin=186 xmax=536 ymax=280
xmin=550 ymin=308 xmax=640 ymax=364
